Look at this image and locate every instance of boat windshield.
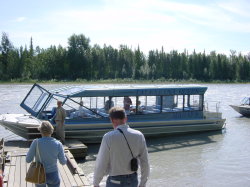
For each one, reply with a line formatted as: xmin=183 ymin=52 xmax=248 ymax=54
xmin=241 ymin=97 xmax=250 ymax=105
xmin=20 ymin=84 xmax=50 ymax=116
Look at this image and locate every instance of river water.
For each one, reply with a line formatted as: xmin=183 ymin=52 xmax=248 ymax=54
xmin=0 ymin=83 xmax=250 ymax=187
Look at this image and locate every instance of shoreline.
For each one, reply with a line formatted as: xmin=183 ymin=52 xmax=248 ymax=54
xmin=0 ymin=79 xmax=250 ymax=85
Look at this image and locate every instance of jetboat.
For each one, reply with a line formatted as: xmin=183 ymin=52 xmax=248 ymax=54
xmin=230 ymin=97 xmax=250 ymax=117
xmin=0 ymin=83 xmax=226 ymax=143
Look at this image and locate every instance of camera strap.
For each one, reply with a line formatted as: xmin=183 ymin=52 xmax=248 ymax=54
xmin=117 ymin=128 xmax=134 ymax=158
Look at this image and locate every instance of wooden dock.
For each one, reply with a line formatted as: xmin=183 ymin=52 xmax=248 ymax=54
xmin=64 ymin=139 xmax=88 ymax=159
xmin=2 ymin=140 xmax=91 ymax=187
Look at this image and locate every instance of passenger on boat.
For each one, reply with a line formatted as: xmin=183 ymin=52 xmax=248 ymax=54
xmin=78 ymin=101 xmax=93 ymax=117
xmin=130 ymin=100 xmax=143 ymax=114
xmin=26 ymin=121 xmax=67 ymax=187
xmin=93 ymin=107 xmax=150 ymax=187
xmin=137 ymin=100 xmax=144 ymax=113
xmin=123 ymin=96 xmax=132 ymax=114
xmin=104 ymin=98 xmax=114 ymax=113
xmin=55 ymin=100 xmax=66 ymax=144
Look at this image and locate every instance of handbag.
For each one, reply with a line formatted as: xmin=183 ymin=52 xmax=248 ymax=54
xmin=25 ymin=139 xmax=46 ymax=184
xmin=117 ymin=128 xmax=138 ymax=172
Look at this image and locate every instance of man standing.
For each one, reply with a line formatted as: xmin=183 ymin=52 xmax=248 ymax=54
xmin=93 ymin=107 xmax=150 ymax=187
xmin=55 ymin=100 xmax=66 ymax=144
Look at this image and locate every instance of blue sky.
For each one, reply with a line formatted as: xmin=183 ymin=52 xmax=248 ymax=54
xmin=1 ymin=0 xmax=250 ymax=55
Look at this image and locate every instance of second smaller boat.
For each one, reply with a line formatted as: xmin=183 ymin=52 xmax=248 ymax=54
xmin=230 ymin=97 xmax=250 ymax=117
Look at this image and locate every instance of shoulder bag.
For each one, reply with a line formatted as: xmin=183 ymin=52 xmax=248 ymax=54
xmin=25 ymin=139 xmax=46 ymax=184
xmin=117 ymin=128 xmax=138 ymax=172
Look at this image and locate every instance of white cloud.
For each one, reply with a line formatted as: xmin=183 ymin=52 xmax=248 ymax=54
xmin=218 ymin=0 xmax=250 ymax=18
xmin=5 ymin=0 xmax=250 ymax=54
xmin=13 ymin=17 xmax=27 ymax=22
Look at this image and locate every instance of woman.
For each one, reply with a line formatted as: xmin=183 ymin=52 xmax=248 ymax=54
xmin=26 ymin=121 xmax=67 ymax=187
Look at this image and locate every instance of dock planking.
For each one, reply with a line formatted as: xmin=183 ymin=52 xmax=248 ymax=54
xmin=2 ymin=140 xmax=91 ymax=187
xmin=64 ymin=139 xmax=88 ymax=159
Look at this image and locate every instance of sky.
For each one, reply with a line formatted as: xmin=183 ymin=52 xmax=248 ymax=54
xmin=1 ymin=0 xmax=250 ymax=55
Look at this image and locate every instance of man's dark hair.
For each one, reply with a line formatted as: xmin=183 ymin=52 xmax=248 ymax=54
xmin=109 ymin=107 xmax=126 ymax=119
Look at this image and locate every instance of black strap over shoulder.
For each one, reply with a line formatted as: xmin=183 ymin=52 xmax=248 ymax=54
xmin=117 ymin=128 xmax=139 ymax=172
xmin=117 ymin=128 xmax=134 ymax=158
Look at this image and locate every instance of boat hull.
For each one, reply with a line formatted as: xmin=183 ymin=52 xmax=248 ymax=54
xmin=0 ymin=113 xmax=225 ymax=143
xmin=230 ymin=105 xmax=250 ymax=117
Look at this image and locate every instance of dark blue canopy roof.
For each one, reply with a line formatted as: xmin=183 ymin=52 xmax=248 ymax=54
xmin=51 ymin=85 xmax=208 ymax=97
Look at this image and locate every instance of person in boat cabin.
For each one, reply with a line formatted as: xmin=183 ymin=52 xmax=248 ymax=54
xmin=78 ymin=101 xmax=93 ymax=117
xmin=137 ymin=100 xmax=143 ymax=113
xmin=93 ymin=107 xmax=150 ymax=187
xmin=104 ymin=98 xmax=114 ymax=113
xmin=54 ymin=100 xmax=66 ymax=144
xmin=123 ymin=96 xmax=132 ymax=113
xmin=26 ymin=121 xmax=67 ymax=187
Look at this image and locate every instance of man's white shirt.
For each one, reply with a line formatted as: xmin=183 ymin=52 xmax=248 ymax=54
xmin=93 ymin=124 xmax=150 ymax=186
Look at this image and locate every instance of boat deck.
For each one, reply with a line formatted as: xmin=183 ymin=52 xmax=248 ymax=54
xmin=2 ymin=140 xmax=90 ymax=187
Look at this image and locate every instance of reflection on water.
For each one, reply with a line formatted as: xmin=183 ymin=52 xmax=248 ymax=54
xmin=1 ymin=83 xmax=250 ymax=186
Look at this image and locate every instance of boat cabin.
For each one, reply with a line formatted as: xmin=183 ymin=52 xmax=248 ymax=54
xmin=20 ymin=84 xmax=207 ymax=121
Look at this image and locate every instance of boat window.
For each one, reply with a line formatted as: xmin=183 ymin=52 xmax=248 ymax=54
xmin=106 ymin=96 xmax=136 ymax=115
xmin=23 ymin=86 xmax=49 ymax=113
xmin=40 ymin=95 xmax=66 ymax=119
xmin=181 ymin=95 xmax=203 ymax=111
xmin=173 ymin=95 xmax=184 ymax=111
xmin=66 ymin=97 xmax=97 ymax=119
xmin=92 ymin=96 xmax=114 ymax=116
xmin=103 ymin=97 xmax=114 ymax=113
xmin=128 ymin=96 xmax=161 ymax=114
xmin=135 ymin=96 xmax=145 ymax=114
xmin=189 ymin=95 xmax=202 ymax=110
xmin=160 ymin=96 xmax=176 ymax=112
xmin=45 ymin=96 xmax=65 ymax=111
xmin=141 ymin=96 xmax=161 ymax=114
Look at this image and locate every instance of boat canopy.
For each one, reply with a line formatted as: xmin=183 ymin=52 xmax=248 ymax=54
xmin=51 ymin=85 xmax=208 ymax=98
xmin=20 ymin=83 xmax=208 ymax=118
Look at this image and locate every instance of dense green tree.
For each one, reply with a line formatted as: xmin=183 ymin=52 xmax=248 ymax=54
xmin=0 ymin=32 xmax=14 ymax=80
xmin=133 ymin=46 xmax=145 ymax=79
xmin=0 ymin=32 xmax=250 ymax=82
xmin=67 ymin=34 xmax=90 ymax=79
xmin=118 ymin=45 xmax=133 ymax=78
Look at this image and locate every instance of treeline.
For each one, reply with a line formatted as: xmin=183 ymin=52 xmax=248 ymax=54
xmin=0 ymin=32 xmax=250 ymax=82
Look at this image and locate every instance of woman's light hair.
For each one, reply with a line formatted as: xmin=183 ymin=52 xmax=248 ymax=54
xmin=38 ymin=121 xmax=54 ymax=135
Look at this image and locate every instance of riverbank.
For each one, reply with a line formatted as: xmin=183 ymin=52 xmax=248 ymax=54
xmin=0 ymin=78 xmax=249 ymax=84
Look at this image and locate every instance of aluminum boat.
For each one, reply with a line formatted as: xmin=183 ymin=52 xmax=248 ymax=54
xmin=0 ymin=83 xmax=226 ymax=143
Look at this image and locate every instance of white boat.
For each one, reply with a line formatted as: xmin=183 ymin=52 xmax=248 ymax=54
xmin=0 ymin=83 xmax=226 ymax=143
xmin=230 ymin=97 xmax=250 ymax=117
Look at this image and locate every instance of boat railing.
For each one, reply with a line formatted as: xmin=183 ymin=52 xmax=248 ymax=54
xmin=204 ymin=101 xmax=221 ymax=113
